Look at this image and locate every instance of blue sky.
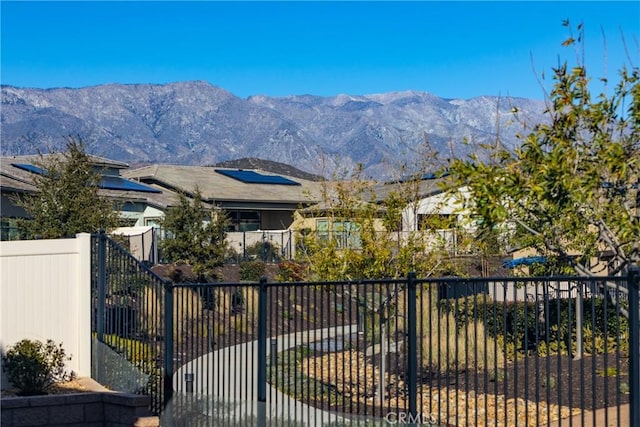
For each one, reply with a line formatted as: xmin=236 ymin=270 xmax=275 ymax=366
xmin=1 ymin=1 xmax=638 ymax=100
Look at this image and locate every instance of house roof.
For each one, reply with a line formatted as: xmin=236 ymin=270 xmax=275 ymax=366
xmin=296 ymin=173 xmax=455 ymax=216
xmin=372 ymin=174 xmax=451 ymax=202
xmin=2 ymin=153 xmax=129 ymax=170
xmin=0 ymin=155 xmax=179 ymax=211
xmin=122 ymin=164 xmax=322 ymax=208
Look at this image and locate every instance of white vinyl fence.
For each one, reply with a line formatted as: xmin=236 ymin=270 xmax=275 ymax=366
xmin=0 ymin=233 xmax=91 ymax=383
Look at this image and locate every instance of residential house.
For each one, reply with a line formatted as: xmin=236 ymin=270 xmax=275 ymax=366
xmin=0 ymin=155 xmax=177 ymax=241
xmin=290 ymin=199 xmax=388 ymax=249
xmin=122 ymin=164 xmax=323 ymax=258
xmin=123 ymin=164 xmax=321 ymax=231
xmin=372 ymin=173 xmax=477 ymax=254
xmin=287 ymin=172 xmax=478 ymax=255
xmin=2 ymin=156 xmax=324 ymax=260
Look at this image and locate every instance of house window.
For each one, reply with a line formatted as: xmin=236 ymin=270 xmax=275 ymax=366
xmin=316 ymin=219 xmax=361 ymax=249
xmin=227 ymin=210 xmax=261 ymax=232
xmin=1 ymin=218 xmax=24 ymax=241
xmin=317 ymin=219 xmax=330 ymax=241
xmin=145 ymin=217 xmax=163 ymax=228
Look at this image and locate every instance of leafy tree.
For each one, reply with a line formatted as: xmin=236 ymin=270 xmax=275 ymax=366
xmin=448 ymin=23 xmax=639 ymax=277
xmin=16 ymin=137 xmax=119 ymax=239
xmin=160 ymin=189 xmax=229 ymax=280
xmin=297 ymin=165 xmax=453 ymax=281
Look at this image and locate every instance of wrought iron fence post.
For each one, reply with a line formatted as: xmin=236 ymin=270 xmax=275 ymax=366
xmin=629 ymin=265 xmax=640 ymax=427
xmin=574 ymin=281 xmax=583 ymax=360
xmin=164 ymin=282 xmax=174 ymax=407
xmin=378 ymin=320 xmax=386 ymax=405
xmin=258 ymin=276 xmax=268 ymax=403
xmin=407 ymin=272 xmax=418 ymax=419
xmin=243 ymin=232 xmax=247 ymax=261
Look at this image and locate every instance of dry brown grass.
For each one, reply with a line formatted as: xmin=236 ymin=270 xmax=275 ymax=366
xmin=138 ymin=285 xmax=203 ymax=345
xmin=420 ymin=292 xmax=503 ymax=375
xmin=242 ymin=287 xmax=259 ymax=322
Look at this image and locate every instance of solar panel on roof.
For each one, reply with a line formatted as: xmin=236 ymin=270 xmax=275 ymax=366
xmin=215 ymin=169 xmax=300 ymax=185
xmin=388 ymin=170 xmax=450 ymax=184
xmin=12 ymin=163 xmax=48 ymax=175
xmin=12 ymin=163 xmax=161 ymax=193
xmin=99 ymin=175 xmax=162 ymax=193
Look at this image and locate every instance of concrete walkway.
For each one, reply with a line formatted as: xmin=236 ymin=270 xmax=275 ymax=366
xmin=173 ymin=325 xmax=359 ymax=426
xmin=548 ymin=404 xmax=630 ymax=427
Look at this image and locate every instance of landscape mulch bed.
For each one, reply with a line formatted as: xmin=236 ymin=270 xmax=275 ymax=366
xmin=298 ymin=339 xmax=630 ymax=426
xmin=463 ymin=354 xmax=628 ymax=410
xmin=383 ymin=351 xmax=630 ymax=411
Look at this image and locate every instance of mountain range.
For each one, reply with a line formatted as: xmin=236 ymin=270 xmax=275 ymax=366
xmin=1 ymin=81 xmax=547 ymax=179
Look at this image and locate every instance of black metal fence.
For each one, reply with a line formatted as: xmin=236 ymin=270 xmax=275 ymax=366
xmin=91 ymin=232 xmax=170 ymax=414
xmin=92 ymin=233 xmax=640 ymax=426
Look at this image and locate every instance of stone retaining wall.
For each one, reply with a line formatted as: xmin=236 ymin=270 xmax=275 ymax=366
xmin=0 ymin=392 xmax=159 ymax=427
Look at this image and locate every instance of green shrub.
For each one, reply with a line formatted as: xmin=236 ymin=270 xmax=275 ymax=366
xmin=239 ymin=260 xmax=266 ymax=281
xmin=441 ymin=293 xmax=630 ymax=359
xmin=100 ymin=334 xmax=154 ymax=364
xmin=2 ymin=339 xmax=73 ymax=396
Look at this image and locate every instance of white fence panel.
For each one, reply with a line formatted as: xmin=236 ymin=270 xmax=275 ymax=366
xmin=0 ymin=233 xmax=91 ymax=380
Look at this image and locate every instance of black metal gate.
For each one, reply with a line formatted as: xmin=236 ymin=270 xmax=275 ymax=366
xmin=91 ymin=232 xmax=170 ymax=414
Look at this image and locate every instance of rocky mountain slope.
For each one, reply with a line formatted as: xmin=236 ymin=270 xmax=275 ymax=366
xmin=1 ymin=81 xmax=546 ymax=179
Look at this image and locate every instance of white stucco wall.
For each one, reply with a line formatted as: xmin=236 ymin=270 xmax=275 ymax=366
xmin=402 ymin=186 xmax=475 ymax=232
